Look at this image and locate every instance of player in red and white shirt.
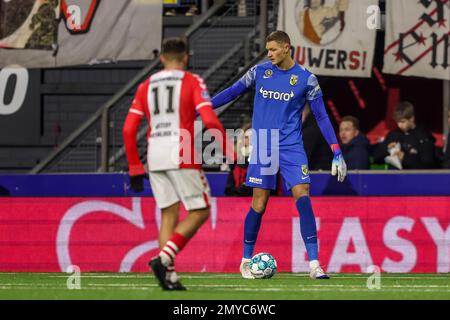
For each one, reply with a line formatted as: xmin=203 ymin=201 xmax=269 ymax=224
xmin=123 ymin=37 xmax=234 ymax=291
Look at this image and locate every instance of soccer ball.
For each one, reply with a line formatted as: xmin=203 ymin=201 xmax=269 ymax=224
xmin=249 ymin=252 xmax=277 ymax=279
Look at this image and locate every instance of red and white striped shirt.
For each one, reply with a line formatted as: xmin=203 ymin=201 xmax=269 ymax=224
xmin=123 ymin=69 xmax=231 ymax=175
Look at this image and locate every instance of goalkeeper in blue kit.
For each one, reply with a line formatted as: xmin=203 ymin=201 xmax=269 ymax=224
xmin=211 ymin=31 xmax=347 ymax=279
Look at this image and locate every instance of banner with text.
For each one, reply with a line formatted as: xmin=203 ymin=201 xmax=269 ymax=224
xmin=0 ymin=197 xmax=448 ymax=273
xmin=277 ymin=0 xmax=377 ymax=77
xmin=0 ymin=0 xmax=162 ymax=68
xmin=383 ymin=0 xmax=450 ymax=80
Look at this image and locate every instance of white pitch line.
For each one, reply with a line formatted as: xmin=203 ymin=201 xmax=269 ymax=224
xmin=0 ymin=283 xmax=158 ymax=288
xmin=1 ymin=286 xmax=448 ymax=293
xmin=1 ymin=283 xmax=450 ymax=292
xmin=1 ymin=272 xmax=449 ymax=277
xmin=1 ymin=273 xmax=449 ymax=281
xmin=177 ymin=275 xmax=450 ymax=281
xmin=0 ymin=286 xmax=152 ymax=291
xmin=192 ymin=287 xmax=450 ymax=293
xmin=46 ymin=275 xmax=156 ymax=279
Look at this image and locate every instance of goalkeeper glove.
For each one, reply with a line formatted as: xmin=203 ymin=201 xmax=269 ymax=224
xmin=129 ymin=174 xmax=146 ymax=192
xmin=331 ymin=145 xmax=347 ymax=182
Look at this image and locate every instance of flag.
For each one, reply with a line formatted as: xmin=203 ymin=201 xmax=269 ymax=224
xmin=383 ymin=0 xmax=450 ymax=80
xmin=0 ymin=0 xmax=162 ymax=68
xmin=278 ymin=0 xmax=378 ymax=77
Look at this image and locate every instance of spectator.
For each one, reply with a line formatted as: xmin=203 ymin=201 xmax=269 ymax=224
xmin=339 ymin=116 xmax=370 ymax=170
xmin=373 ymin=101 xmax=438 ymax=169
xmin=163 ymin=1 xmax=200 ymax=16
xmin=302 ymin=103 xmax=333 ymax=170
xmin=442 ymin=109 xmax=450 ymax=169
xmin=224 ymin=124 xmax=284 ymax=196
xmin=164 ymin=8 xmax=177 ymax=16
xmin=185 ymin=4 xmax=199 ymax=16
xmin=225 ymin=125 xmax=253 ymax=196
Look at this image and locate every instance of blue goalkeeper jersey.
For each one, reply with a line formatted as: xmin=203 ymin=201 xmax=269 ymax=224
xmin=239 ymin=61 xmax=323 ymax=149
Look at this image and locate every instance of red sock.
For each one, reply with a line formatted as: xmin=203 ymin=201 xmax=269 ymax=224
xmin=159 ymin=233 xmax=188 ymax=266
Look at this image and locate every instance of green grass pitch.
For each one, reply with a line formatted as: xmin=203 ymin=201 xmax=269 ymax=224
xmin=0 ymin=272 xmax=449 ymax=300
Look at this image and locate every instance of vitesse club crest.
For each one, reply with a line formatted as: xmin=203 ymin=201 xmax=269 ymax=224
xmin=290 ymin=75 xmax=298 ymax=86
xmin=301 ymin=165 xmax=309 ymax=176
xmin=264 ymin=69 xmax=273 ymax=78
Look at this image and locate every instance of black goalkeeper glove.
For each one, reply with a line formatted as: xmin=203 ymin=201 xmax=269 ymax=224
xmin=129 ymin=174 xmax=146 ymax=192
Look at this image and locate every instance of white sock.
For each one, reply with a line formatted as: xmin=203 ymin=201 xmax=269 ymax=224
xmin=309 ymin=260 xmax=319 ymax=270
xmin=166 ymin=264 xmax=178 ymax=282
xmin=159 ymin=241 xmax=180 ymax=266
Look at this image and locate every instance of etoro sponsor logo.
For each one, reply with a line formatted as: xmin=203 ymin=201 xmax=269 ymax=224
xmin=259 ymin=87 xmax=294 ymax=101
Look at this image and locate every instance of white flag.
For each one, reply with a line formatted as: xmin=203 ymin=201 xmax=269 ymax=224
xmin=0 ymin=0 xmax=162 ymax=68
xmin=277 ymin=0 xmax=378 ymax=77
xmin=383 ymin=0 xmax=450 ymax=80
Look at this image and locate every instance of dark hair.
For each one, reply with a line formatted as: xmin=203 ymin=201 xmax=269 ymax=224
xmin=393 ymin=101 xmax=415 ymax=121
xmin=266 ymin=30 xmax=291 ymax=46
xmin=341 ymin=116 xmax=360 ymax=130
xmin=161 ymin=37 xmax=187 ymax=60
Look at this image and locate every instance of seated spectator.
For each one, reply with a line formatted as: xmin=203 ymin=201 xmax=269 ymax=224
xmin=224 ymin=125 xmax=284 ymax=196
xmin=185 ymin=5 xmax=199 ymax=16
xmin=163 ymin=1 xmax=199 ymax=16
xmin=302 ymin=104 xmax=333 ymax=170
xmin=164 ymin=8 xmax=177 ymax=16
xmin=442 ymin=109 xmax=450 ymax=169
xmin=373 ymin=101 xmax=438 ymax=169
xmin=339 ymin=116 xmax=370 ymax=170
xmin=224 ymin=125 xmax=253 ymax=196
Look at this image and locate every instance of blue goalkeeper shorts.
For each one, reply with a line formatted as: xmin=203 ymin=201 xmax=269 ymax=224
xmin=245 ymin=145 xmax=310 ymax=190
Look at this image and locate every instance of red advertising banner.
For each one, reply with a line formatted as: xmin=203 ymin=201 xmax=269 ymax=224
xmin=0 ymin=197 xmax=448 ymax=273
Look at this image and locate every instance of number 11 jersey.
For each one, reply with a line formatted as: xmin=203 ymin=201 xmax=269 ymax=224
xmin=126 ymin=69 xmax=212 ymax=171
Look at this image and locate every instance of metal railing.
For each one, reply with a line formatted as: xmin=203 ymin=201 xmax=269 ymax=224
xmin=31 ymin=0 xmax=228 ymax=173
xmin=31 ymin=0 xmax=278 ymax=173
xmin=107 ymin=0 xmax=279 ymax=171
xmin=107 ymin=1 xmax=263 ymax=172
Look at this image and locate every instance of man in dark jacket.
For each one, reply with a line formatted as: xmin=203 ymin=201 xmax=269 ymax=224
xmin=373 ymin=101 xmax=438 ymax=169
xmin=302 ymin=104 xmax=333 ymax=170
xmin=339 ymin=116 xmax=370 ymax=170
xmin=224 ymin=127 xmax=282 ymax=196
xmin=225 ymin=126 xmax=253 ymax=196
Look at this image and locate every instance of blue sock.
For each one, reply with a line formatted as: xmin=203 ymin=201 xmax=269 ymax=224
xmin=296 ymin=196 xmax=318 ymax=261
xmin=243 ymin=207 xmax=263 ymax=259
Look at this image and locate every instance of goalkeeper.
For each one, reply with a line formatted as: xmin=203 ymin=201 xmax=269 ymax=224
xmin=211 ymin=31 xmax=347 ymax=279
